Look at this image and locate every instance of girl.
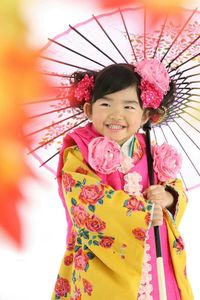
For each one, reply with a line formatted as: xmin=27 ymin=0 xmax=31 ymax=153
xmin=53 ymin=61 xmax=193 ymax=299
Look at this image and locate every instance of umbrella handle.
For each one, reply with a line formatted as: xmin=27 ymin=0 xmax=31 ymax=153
xmin=155 ymin=226 xmax=167 ymax=300
xmin=144 ymin=122 xmax=167 ymax=300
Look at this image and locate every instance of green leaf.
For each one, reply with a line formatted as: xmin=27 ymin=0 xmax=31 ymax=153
xmin=93 ymin=240 xmax=99 ymax=246
xmin=88 ymin=240 xmax=93 ymax=246
xmin=92 ymin=235 xmax=97 ymax=239
xmin=82 ymin=230 xmax=89 ymax=239
xmin=147 ymin=204 xmax=152 ymax=211
xmin=83 ymin=245 xmax=88 ymax=251
xmin=88 ymin=205 xmax=95 ymax=212
xmin=83 ymin=178 xmax=86 ymax=185
xmin=72 ymin=270 xmax=76 ymax=284
xmin=75 ymin=181 xmax=83 ymax=188
xmin=71 ymin=198 xmax=77 ymax=206
xmin=87 ymin=252 xmax=95 ymax=260
xmin=98 ymin=198 xmax=103 ymax=204
xmin=77 ymin=237 xmax=82 ymax=245
xmin=127 ymin=209 xmax=132 ymax=216
xmin=123 ymin=200 xmax=129 ymax=207
xmin=74 ymin=245 xmax=81 ymax=252
xmin=84 ymin=262 xmax=89 ymax=272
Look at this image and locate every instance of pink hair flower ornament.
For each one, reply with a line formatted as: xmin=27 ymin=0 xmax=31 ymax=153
xmin=75 ymin=74 xmax=94 ymax=103
xmin=135 ymin=58 xmax=171 ymax=109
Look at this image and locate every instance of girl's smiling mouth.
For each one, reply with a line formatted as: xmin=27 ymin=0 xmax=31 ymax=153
xmin=106 ymin=124 xmax=126 ymax=130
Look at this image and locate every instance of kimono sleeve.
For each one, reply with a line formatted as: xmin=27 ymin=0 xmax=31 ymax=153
xmin=163 ymin=178 xmax=188 ymax=228
xmin=61 ymin=146 xmax=155 ymax=276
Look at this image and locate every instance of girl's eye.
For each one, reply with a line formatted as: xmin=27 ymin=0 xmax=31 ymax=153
xmin=100 ymin=103 xmax=109 ymax=107
xmin=125 ymin=106 xmax=135 ymax=109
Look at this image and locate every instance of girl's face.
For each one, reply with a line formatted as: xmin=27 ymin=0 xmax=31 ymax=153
xmin=84 ymin=85 xmax=149 ymax=145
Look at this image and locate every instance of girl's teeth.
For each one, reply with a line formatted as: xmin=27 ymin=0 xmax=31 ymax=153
xmin=107 ymin=125 xmax=124 ymax=129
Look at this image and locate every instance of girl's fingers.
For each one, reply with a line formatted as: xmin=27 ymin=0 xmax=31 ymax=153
xmin=152 ymin=204 xmax=163 ymax=227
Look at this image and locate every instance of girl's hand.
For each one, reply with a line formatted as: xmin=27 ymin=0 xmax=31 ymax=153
xmin=143 ymin=185 xmax=174 ymax=209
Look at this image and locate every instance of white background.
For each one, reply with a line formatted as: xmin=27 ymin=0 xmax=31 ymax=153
xmin=0 ymin=1 xmax=199 ymax=299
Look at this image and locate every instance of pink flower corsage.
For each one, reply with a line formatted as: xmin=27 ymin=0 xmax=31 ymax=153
xmin=135 ymin=58 xmax=170 ymax=109
xmin=119 ymin=154 xmax=134 ymax=174
xmin=88 ymin=137 xmax=121 ymax=174
xmin=75 ymin=74 xmax=94 ymax=103
xmin=124 ymin=172 xmax=143 ymax=196
xmin=153 ymin=142 xmax=182 ymax=182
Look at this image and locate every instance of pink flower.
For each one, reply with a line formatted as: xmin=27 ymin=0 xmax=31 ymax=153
xmin=79 ymin=184 xmax=104 ymax=204
xmin=135 ymin=58 xmax=170 ymax=93
xmin=125 ymin=197 xmax=145 ymax=211
xmin=140 ymin=80 xmax=164 ymax=109
xmin=75 ymin=74 xmax=94 ymax=103
xmin=74 ymin=248 xmax=89 ymax=270
xmin=85 ymin=214 xmax=106 ymax=232
xmin=153 ymin=142 xmax=182 ymax=182
xmin=135 ymin=58 xmax=170 ymax=109
xmin=82 ymin=278 xmax=93 ymax=296
xmin=176 ymin=236 xmax=185 ymax=251
xmin=54 ymin=277 xmax=71 ymax=297
xmin=88 ymin=136 xmax=121 ymax=174
xmin=99 ymin=236 xmax=115 ymax=248
xmin=119 ymin=154 xmax=134 ymax=173
xmin=75 ymin=166 xmax=88 ymax=174
xmin=63 ymin=173 xmax=76 ymax=192
xmin=71 ymin=205 xmax=89 ymax=227
xmin=132 ymin=228 xmax=147 ymax=241
xmin=124 ymin=172 xmax=143 ymax=196
xmin=67 ymin=230 xmax=77 ymax=251
xmin=64 ymin=253 xmax=73 ymax=266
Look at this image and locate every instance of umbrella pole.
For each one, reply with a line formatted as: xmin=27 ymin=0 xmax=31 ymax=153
xmin=144 ymin=122 xmax=167 ymax=300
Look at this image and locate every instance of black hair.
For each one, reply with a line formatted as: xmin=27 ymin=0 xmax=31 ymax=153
xmin=71 ymin=63 xmax=176 ymax=124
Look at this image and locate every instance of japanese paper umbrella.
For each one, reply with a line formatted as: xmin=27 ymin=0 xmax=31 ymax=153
xmin=23 ymin=5 xmax=200 ymax=299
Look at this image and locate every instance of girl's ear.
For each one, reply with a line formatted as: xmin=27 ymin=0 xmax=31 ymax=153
xmin=83 ymin=102 xmax=92 ymax=120
xmin=141 ymin=109 xmax=150 ymax=126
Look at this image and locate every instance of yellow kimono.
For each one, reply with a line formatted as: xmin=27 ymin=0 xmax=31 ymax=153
xmin=52 ymin=143 xmax=193 ymax=300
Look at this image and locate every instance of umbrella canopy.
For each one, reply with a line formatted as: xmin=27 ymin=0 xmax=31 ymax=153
xmin=24 ymin=5 xmax=200 ymax=191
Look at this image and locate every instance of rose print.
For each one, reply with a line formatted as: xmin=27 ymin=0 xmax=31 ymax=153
xmin=99 ymin=236 xmax=115 ymax=248
xmin=70 ymin=285 xmax=82 ymax=300
xmin=124 ymin=197 xmax=145 ymax=212
xmin=85 ymin=214 xmax=106 ymax=233
xmin=67 ymin=230 xmax=77 ymax=251
xmin=72 ymin=205 xmax=89 ymax=227
xmin=63 ymin=173 xmax=76 ymax=192
xmin=76 ymin=166 xmax=88 ymax=175
xmin=83 ymin=278 xmax=93 ymax=296
xmin=74 ymin=248 xmax=89 ymax=271
xmin=173 ymin=236 xmax=185 ymax=253
xmin=54 ymin=276 xmax=71 ymax=298
xmin=132 ymin=228 xmax=147 ymax=241
xmin=79 ymin=184 xmax=104 ymax=205
xmin=145 ymin=212 xmax=151 ymax=227
xmin=64 ymin=253 xmax=74 ymax=266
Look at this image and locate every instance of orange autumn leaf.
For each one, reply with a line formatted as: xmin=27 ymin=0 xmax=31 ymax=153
xmin=0 ymin=0 xmax=49 ymax=247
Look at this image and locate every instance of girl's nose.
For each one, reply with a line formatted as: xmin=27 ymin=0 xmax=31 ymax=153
xmin=109 ymin=115 xmax=123 ymax=122
xmin=109 ymin=108 xmax=124 ymax=118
